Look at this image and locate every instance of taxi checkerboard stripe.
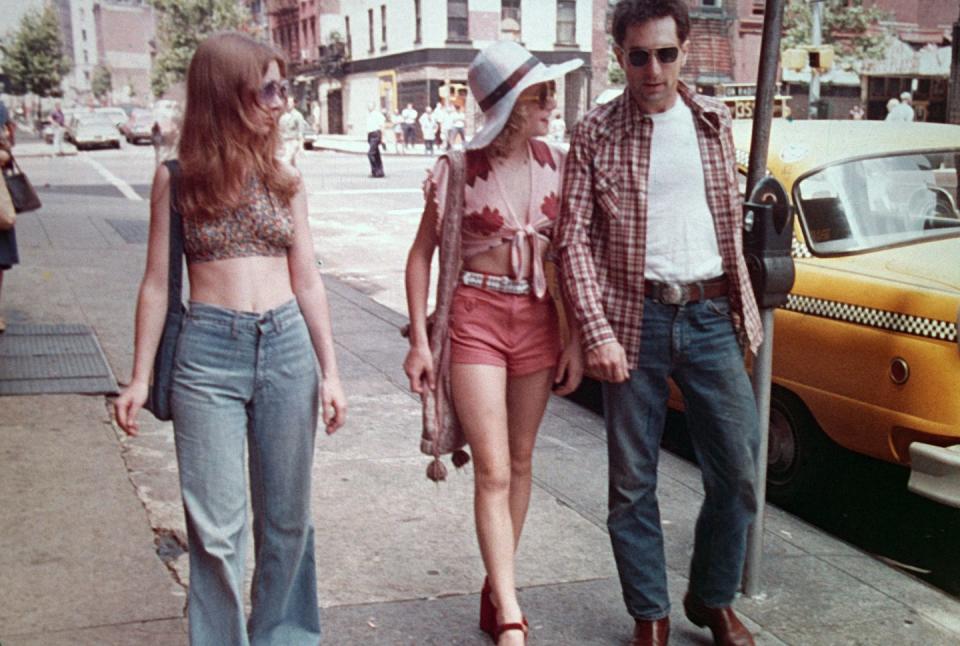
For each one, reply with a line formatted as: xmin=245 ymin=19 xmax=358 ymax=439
xmin=782 ymin=294 xmax=958 ymax=342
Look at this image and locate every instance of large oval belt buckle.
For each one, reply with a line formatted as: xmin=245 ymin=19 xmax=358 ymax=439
xmin=662 ymin=283 xmax=685 ymax=305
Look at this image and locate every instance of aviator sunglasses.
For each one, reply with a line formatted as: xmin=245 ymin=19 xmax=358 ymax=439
xmin=517 ymin=81 xmax=557 ymax=109
xmin=625 ymin=46 xmax=680 ymax=67
xmin=259 ymin=79 xmax=289 ymax=103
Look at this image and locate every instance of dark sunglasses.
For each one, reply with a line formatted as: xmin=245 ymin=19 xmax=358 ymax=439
xmin=518 ymin=81 xmax=557 ymax=109
xmin=626 ymin=46 xmax=680 ymax=67
xmin=259 ymin=79 xmax=289 ymax=103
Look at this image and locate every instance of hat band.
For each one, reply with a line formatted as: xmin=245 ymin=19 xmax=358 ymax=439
xmin=477 ymin=56 xmax=540 ymax=113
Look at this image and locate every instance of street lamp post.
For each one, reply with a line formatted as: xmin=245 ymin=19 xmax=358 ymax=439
xmin=808 ymin=0 xmax=823 ymax=119
xmin=949 ymin=6 xmax=960 ymax=125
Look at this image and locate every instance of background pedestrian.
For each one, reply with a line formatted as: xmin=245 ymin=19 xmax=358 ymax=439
xmin=418 ymin=106 xmax=437 ymax=155
xmin=366 ymin=102 xmax=386 ymax=177
xmin=0 ymin=94 xmax=17 ymax=333
xmin=548 ymin=110 xmax=566 ymax=143
xmin=279 ymin=95 xmax=307 ymax=167
xmin=49 ymin=101 xmax=65 ymax=156
xmin=401 ymin=103 xmax=418 ymax=153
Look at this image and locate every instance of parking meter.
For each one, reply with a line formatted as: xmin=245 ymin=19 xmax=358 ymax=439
xmin=743 ymin=176 xmax=795 ymax=308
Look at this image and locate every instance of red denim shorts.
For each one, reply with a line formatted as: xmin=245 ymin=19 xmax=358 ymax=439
xmin=449 ymin=285 xmax=560 ymax=377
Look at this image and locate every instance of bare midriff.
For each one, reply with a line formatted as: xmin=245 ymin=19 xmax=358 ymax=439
xmin=187 ymin=256 xmax=294 ymax=314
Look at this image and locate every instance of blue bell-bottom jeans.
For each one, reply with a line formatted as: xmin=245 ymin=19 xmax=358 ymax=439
xmin=171 ymin=300 xmax=321 ymax=645
xmin=602 ymin=296 xmax=760 ymax=621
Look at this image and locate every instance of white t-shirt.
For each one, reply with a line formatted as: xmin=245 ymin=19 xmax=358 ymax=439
xmin=402 ymin=107 xmax=418 ymax=124
xmin=644 ymin=100 xmax=723 ymax=283
xmin=419 ymin=112 xmax=436 ymax=135
xmin=366 ymin=109 xmax=386 ymax=134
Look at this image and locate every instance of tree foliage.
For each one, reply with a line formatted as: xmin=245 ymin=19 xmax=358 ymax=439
xmin=782 ymin=0 xmax=889 ymax=67
xmin=91 ymin=64 xmax=112 ymax=100
xmin=149 ymin=0 xmax=251 ymax=98
xmin=0 ymin=6 xmax=72 ymax=96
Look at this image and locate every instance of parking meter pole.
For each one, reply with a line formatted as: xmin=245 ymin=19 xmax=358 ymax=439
xmin=741 ymin=0 xmax=788 ymax=599
xmin=746 ymin=0 xmax=786 ymax=199
xmin=744 ymin=308 xmax=775 ymax=598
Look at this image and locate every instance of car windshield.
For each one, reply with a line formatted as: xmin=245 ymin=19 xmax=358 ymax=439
xmin=79 ymin=115 xmax=116 ymax=127
xmin=796 ymin=151 xmax=960 ymax=255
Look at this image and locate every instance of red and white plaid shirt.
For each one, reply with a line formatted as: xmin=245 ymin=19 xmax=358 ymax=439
xmin=556 ymin=82 xmax=763 ymax=365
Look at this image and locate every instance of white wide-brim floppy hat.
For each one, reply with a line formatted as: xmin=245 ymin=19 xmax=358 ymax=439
xmin=466 ymin=40 xmax=583 ymax=151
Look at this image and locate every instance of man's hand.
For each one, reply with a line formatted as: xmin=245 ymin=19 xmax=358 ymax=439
xmin=585 ymin=341 xmax=629 ymax=383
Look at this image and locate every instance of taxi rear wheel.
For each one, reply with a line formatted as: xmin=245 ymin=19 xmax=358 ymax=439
xmin=766 ymin=390 xmax=835 ymax=507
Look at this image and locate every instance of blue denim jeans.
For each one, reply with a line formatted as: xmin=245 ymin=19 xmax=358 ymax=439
xmin=602 ymin=296 xmax=759 ymax=620
xmin=171 ymin=300 xmax=321 ymax=645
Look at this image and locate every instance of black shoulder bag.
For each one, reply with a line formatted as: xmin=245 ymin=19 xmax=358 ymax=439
xmin=144 ymin=160 xmax=185 ymax=421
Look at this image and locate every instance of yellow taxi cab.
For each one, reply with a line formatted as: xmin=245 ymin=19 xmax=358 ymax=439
xmin=731 ymin=119 xmax=960 ymax=507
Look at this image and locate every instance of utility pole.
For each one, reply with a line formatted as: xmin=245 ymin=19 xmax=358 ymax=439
xmin=808 ymin=0 xmax=823 ymax=119
xmin=949 ymin=5 xmax=960 ymax=125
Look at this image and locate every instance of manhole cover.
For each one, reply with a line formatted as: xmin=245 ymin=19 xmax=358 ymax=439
xmin=0 ymin=324 xmax=119 ymax=395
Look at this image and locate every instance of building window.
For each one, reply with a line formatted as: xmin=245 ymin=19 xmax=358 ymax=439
xmin=556 ymin=0 xmax=576 ymax=44
xmin=414 ymin=0 xmax=422 ymax=44
xmin=345 ymin=16 xmax=352 ymax=58
xmin=447 ymin=0 xmax=469 ymax=42
xmin=368 ymin=8 xmax=374 ymax=53
xmin=702 ymin=0 xmax=721 ymax=6
xmin=381 ymin=5 xmax=387 ymax=50
xmin=81 ymin=28 xmax=87 ymax=41
xmin=501 ymin=0 xmax=521 ymax=41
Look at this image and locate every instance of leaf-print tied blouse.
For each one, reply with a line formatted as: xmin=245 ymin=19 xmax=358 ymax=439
xmin=424 ymin=139 xmax=565 ymax=299
xmin=183 ymin=175 xmax=294 ymax=264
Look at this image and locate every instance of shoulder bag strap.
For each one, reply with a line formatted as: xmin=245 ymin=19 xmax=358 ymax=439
xmin=162 ymin=160 xmax=184 ymax=308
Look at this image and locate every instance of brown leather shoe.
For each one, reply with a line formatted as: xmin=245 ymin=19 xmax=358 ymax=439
xmin=630 ymin=616 xmax=669 ymax=646
xmin=683 ymin=593 xmax=754 ymax=646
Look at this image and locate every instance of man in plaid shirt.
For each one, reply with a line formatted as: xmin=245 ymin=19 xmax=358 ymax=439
xmin=556 ymin=2 xmax=761 ymax=645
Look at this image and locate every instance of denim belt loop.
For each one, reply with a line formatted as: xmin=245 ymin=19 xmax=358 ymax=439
xmin=230 ymin=314 xmax=240 ymax=339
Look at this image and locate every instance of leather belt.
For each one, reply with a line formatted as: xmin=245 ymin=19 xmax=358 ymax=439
xmin=461 ymin=270 xmax=531 ymax=295
xmin=644 ymin=275 xmax=729 ymax=306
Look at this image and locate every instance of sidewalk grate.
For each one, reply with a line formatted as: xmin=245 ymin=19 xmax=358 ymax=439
xmin=0 ymin=324 xmax=119 ymax=396
xmin=107 ymin=218 xmax=149 ymax=244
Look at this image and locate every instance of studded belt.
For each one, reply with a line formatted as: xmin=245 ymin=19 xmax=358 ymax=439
xmin=643 ymin=275 xmax=729 ymax=306
xmin=461 ymin=270 xmax=532 ymax=296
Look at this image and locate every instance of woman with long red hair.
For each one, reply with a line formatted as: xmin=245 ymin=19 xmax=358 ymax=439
xmin=114 ymin=32 xmax=346 ymax=644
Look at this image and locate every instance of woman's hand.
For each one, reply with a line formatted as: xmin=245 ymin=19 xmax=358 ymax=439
xmin=321 ymin=376 xmax=347 ymax=435
xmin=553 ymin=337 xmax=584 ymax=396
xmin=403 ymin=344 xmax=435 ymax=394
xmin=114 ymin=380 xmax=149 ymax=437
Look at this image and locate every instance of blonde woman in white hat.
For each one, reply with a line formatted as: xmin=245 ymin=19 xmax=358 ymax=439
xmin=404 ymin=41 xmax=584 ymax=644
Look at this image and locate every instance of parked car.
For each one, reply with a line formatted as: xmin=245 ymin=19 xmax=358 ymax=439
xmin=94 ymin=106 xmax=128 ymax=129
xmin=68 ymin=113 xmax=122 ymax=150
xmin=121 ymin=109 xmax=156 ymax=144
xmin=725 ymin=119 xmax=960 ymax=508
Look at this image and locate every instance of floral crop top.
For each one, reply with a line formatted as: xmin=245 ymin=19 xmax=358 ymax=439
xmin=424 ymin=139 xmax=565 ymax=299
xmin=183 ymin=175 xmax=294 ymax=264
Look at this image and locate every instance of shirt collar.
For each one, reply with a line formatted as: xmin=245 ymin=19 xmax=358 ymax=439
xmin=620 ymin=81 xmax=723 ymax=133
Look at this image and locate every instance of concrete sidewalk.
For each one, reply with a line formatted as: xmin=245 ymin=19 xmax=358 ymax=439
xmin=2 ymin=178 xmax=960 ymax=645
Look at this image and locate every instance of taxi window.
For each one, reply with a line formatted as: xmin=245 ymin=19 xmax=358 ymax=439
xmin=795 ymin=151 xmax=960 ymax=255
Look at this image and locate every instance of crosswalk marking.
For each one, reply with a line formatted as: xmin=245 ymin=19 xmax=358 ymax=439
xmin=80 ymin=153 xmax=143 ymax=201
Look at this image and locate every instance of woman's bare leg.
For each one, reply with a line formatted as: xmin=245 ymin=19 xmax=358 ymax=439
xmin=452 ymin=363 xmax=554 ymax=644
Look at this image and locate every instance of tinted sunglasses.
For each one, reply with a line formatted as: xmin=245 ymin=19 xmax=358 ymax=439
xmin=518 ymin=81 xmax=557 ymax=109
xmin=259 ymin=79 xmax=289 ymax=103
xmin=626 ymin=46 xmax=680 ymax=67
